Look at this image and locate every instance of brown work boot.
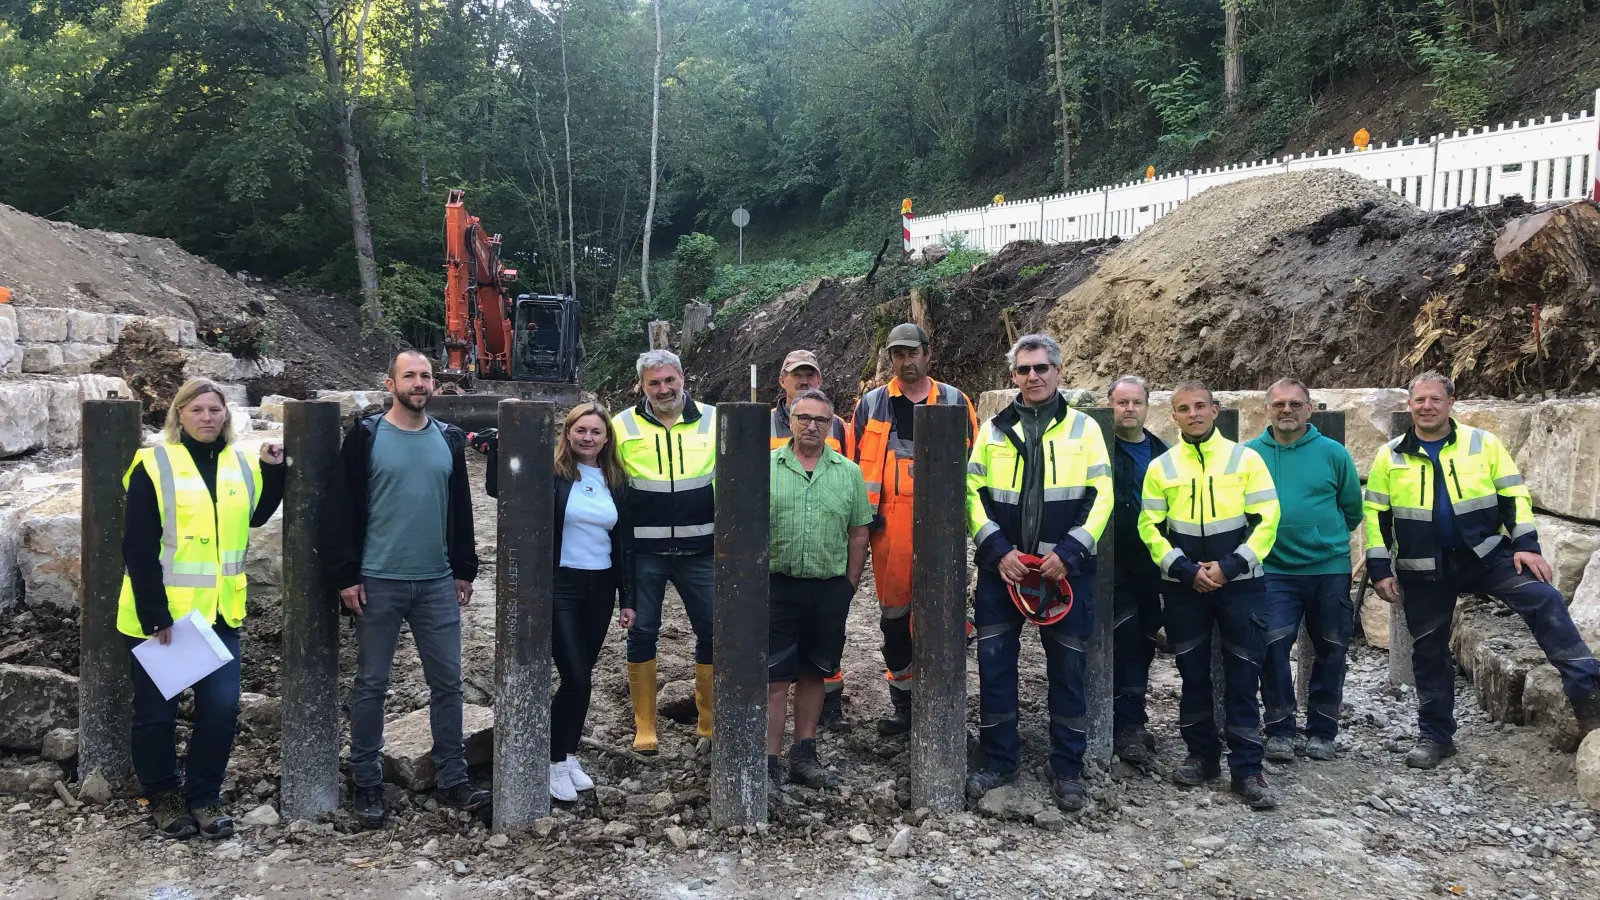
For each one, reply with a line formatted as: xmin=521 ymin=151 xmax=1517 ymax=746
xmin=149 ymin=789 xmax=198 ymax=840
xmin=191 ymin=803 xmax=234 ymax=840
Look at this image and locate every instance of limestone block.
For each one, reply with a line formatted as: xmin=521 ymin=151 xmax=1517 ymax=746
xmin=1579 ymin=732 xmax=1600 ymax=810
xmin=0 ymin=504 xmax=23 ymax=611
xmin=0 ymin=316 xmax=16 ymax=373
xmin=258 ymin=395 xmax=291 ymax=423
xmin=65 ymin=310 xmax=108 ymax=344
xmin=1452 ymin=599 xmax=1546 ymax=725
xmin=1452 ymin=402 xmax=1535 ymax=461
xmin=246 ymin=511 xmax=282 ymax=589
xmin=0 ymin=663 xmax=79 ymax=751
xmin=1570 ymin=550 xmax=1600 ymax=650
xmin=217 ymin=383 xmax=248 ymax=407
xmin=0 ymin=761 xmax=63 ymax=794
xmin=1516 ymin=398 xmax=1600 ymax=521
xmin=20 ymin=343 xmax=63 ymax=373
xmin=55 ymin=342 xmax=112 ymax=375
xmin=1521 ymin=664 xmax=1578 ymax=734
xmin=106 ymin=315 xmax=140 ymax=343
xmin=15 ymin=307 xmax=68 ymax=342
xmin=313 ymin=390 xmax=387 ymax=421
xmin=182 ymin=350 xmax=237 ymax=381
xmin=1360 ymin=593 xmax=1390 ymax=650
xmin=149 ymin=316 xmax=198 ymax=347
xmin=0 ymin=305 xmax=14 ymax=327
xmin=1532 ymin=514 xmax=1600 ymax=603
xmin=18 ymin=489 xmax=82 ymax=611
xmin=0 ymin=381 xmax=50 ymax=457
xmin=1308 ymin=388 xmax=1410 ymax=478
xmin=380 ymin=704 xmax=494 ymax=790
xmin=44 ymin=375 xmax=132 ymax=450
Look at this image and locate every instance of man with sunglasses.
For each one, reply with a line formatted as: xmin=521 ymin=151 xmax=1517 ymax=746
xmin=1245 ymin=378 xmax=1362 ymax=764
xmin=963 ymin=334 xmax=1111 ymax=813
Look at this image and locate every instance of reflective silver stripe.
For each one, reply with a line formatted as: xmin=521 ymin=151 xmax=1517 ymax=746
xmin=1224 ymin=444 xmax=1245 ymax=475
xmin=1043 ymin=486 xmax=1085 ymax=502
xmin=1494 ymin=474 xmax=1524 ymax=489
xmin=1390 ymin=449 xmax=1406 ymax=467
xmin=697 ymin=408 xmax=714 ymax=434
xmin=1366 ymin=546 xmax=1390 ymax=560
xmin=151 ymin=447 xmax=219 ymax=589
xmin=881 ymin=603 xmax=912 ymax=619
xmin=618 ymin=409 xmax=641 ymax=437
xmin=967 ymin=462 xmax=987 ymax=476
xmin=887 ymin=664 xmax=913 ymax=679
xmin=1231 ymin=568 xmax=1260 ymax=581
xmin=1392 ymin=506 xmax=1433 ymax=521
xmin=1168 ymin=520 xmax=1203 ymax=536
xmin=1159 ymin=453 xmax=1177 ymax=479
xmin=864 ymin=481 xmax=882 ymax=494
xmin=1068 ymin=413 xmax=1086 ymax=439
xmin=990 ymin=489 xmax=1021 ymax=506
xmin=887 ymin=438 xmax=915 ymax=457
xmin=1468 ymin=428 xmax=1483 ymax=455
xmin=1243 ymin=489 xmax=1276 ymax=506
xmin=974 ymin=521 xmax=1002 ymax=547
xmin=674 ymin=473 xmax=714 ymax=491
xmin=220 ymin=550 xmax=246 ymax=576
xmin=628 ymin=473 xmax=714 ymax=493
xmin=1472 ymin=534 xmax=1503 ymax=558
xmin=1037 ymin=541 xmax=1056 ymax=556
xmin=1142 ymin=497 xmax=1167 ymax=511
xmin=234 ymin=448 xmax=256 ymax=515
xmin=1396 ymin=557 xmax=1437 ymax=571
xmin=633 ymin=523 xmax=715 ymax=539
xmin=1160 ymin=548 xmax=1185 ymax=571
xmin=1453 ymin=494 xmax=1498 ymax=515
xmin=1364 ymin=489 xmax=1390 ymax=505
xmin=1236 ymin=545 xmax=1260 ymax=568
xmin=990 ymin=424 xmax=1006 ymax=443
xmin=1208 ymin=514 xmax=1247 ymax=532
xmin=1511 ymin=521 xmax=1537 ymax=539
xmin=1084 ymin=463 xmax=1109 ymax=480
xmin=1067 ymin=526 xmax=1096 ymax=554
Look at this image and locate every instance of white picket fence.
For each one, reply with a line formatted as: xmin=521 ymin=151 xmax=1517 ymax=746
xmin=906 ymin=88 xmax=1600 ymax=254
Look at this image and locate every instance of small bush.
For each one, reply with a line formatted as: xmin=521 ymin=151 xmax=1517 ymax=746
xmin=1410 ymin=0 xmax=1510 ymax=127
xmin=707 ymin=251 xmax=876 ymax=325
xmin=1018 ymin=264 xmax=1048 ymax=281
xmin=671 ymin=233 xmax=720 ymax=307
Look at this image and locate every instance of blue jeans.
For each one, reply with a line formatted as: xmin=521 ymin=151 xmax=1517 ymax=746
xmin=1403 ymin=548 xmax=1600 ymax=744
xmin=125 ymin=623 xmax=242 ymax=807
xmin=974 ymin=568 xmax=1094 ymax=778
xmin=1163 ymin=581 xmax=1267 ymax=778
xmin=349 ymin=576 xmax=466 ymax=790
xmin=1261 ymin=573 xmax=1353 ymax=740
xmin=629 ymin=552 xmax=714 ymax=665
xmin=1112 ymin=568 xmax=1163 ymax=732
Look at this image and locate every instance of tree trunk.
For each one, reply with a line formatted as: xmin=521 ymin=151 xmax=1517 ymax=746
xmin=1051 ymin=0 xmax=1071 ymax=192
xmin=313 ymin=0 xmax=382 ymax=327
xmin=641 ymin=0 xmax=663 ymax=306
xmin=410 ymin=0 xmax=428 ymax=192
xmin=1223 ymin=0 xmax=1243 ymax=113
xmin=1099 ymin=0 xmax=1109 ymax=132
xmin=559 ymin=4 xmax=578 ymax=301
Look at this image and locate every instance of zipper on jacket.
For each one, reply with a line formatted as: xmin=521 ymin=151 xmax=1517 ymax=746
xmin=1420 ymin=461 xmax=1428 ymax=508
xmin=654 ymin=434 xmax=664 ymax=474
xmin=1208 ymin=477 xmax=1218 ymax=520
xmin=1189 ymin=477 xmax=1197 ymax=519
xmin=1449 ymin=459 xmax=1463 ymax=501
xmin=1049 ymin=442 xmax=1058 ymax=484
xmin=678 ymin=433 xmax=686 ymax=475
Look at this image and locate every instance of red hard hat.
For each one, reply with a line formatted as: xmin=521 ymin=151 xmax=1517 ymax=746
xmin=1006 ymin=554 xmax=1073 ymax=626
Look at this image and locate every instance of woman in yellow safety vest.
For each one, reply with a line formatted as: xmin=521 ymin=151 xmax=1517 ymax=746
xmin=120 ymin=377 xmax=284 ymax=841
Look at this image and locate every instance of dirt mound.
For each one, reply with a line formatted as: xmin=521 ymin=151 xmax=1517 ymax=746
xmin=90 ymin=321 xmax=189 ymax=426
xmin=0 ymin=202 xmax=403 ymax=390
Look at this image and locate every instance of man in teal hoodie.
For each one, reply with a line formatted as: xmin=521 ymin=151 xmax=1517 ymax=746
xmin=1245 ymin=378 xmax=1362 ymax=763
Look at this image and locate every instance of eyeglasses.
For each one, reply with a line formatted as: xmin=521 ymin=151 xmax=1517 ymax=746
xmin=793 ymin=414 xmax=831 ymax=429
xmin=1013 ymin=363 xmax=1055 ymax=376
xmin=1268 ymin=401 xmax=1309 ymax=412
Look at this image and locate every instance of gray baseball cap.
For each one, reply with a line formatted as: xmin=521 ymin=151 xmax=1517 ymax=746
xmin=885 ymin=323 xmax=929 ymax=349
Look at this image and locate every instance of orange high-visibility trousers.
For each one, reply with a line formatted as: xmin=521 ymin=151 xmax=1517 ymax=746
xmin=872 ymin=459 xmax=916 ymax=692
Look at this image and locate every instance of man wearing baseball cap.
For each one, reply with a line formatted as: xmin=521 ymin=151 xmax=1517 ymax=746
xmin=851 ymin=323 xmax=977 ymax=736
xmin=771 ymin=349 xmax=854 ymax=728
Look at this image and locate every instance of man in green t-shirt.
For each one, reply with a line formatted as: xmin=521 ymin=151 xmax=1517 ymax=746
xmin=767 ymin=389 xmax=872 ymax=789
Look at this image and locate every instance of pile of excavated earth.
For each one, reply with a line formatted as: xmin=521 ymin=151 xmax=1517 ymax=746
xmin=5 ymin=175 xmax=1600 ymax=897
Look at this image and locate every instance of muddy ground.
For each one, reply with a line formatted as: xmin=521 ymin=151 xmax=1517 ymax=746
xmin=1 ymin=454 xmax=1597 ymax=899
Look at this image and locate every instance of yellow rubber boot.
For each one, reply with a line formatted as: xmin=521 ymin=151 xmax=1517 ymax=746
xmin=627 ymin=660 xmax=659 ymax=754
xmin=694 ymin=663 xmax=714 ymax=739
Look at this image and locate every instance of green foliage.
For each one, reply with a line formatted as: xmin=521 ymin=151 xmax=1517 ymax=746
xmin=1410 ymin=1 xmax=1512 ymax=126
xmin=377 ymin=261 xmax=442 ymax=349
xmin=670 ymin=233 xmax=720 ymax=306
xmin=708 ymin=251 xmax=876 ymax=325
xmin=1018 ymin=264 xmax=1048 ymax=281
xmin=586 ymin=279 xmax=661 ymax=390
xmin=1135 ymin=61 xmax=1217 ymax=156
xmin=208 ymin=319 xmax=276 ymax=358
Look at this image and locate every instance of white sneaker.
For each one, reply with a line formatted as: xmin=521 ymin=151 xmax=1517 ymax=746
xmin=565 ymin=755 xmax=594 ymax=792
xmin=549 ymin=763 xmax=577 ymax=802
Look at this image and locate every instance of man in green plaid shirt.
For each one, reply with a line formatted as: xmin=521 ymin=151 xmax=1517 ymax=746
xmin=767 ymin=389 xmax=872 ymax=789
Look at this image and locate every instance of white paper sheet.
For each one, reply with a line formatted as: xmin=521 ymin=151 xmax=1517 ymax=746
xmin=130 ymin=609 xmax=235 ymax=700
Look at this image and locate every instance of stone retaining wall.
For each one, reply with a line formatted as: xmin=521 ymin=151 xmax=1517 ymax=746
xmin=2 ymin=305 xmax=197 ymax=375
xmin=0 ymin=375 xmax=133 ymax=458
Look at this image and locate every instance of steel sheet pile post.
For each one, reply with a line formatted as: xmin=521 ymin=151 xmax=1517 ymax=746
xmin=909 ymin=404 xmax=971 ymax=810
xmin=711 ymin=403 xmax=770 ymax=828
xmin=1386 ymin=410 xmax=1416 ymax=688
xmin=1296 ymin=410 xmax=1348 ymax=709
xmin=279 ymin=400 xmax=342 ymax=818
xmin=78 ymin=398 xmax=142 ymax=784
xmin=1211 ymin=408 xmax=1240 ymax=729
xmin=1084 ymin=408 xmax=1116 ymax=764
xmin=494 ymin=400 xmax=556 ymax=828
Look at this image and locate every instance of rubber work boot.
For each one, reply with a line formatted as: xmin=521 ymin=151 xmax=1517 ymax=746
xmin=1052 ymin=775 xmax=1086 ymax=813
xmin=1404 ymin=739 xmax=1457 ymax=770
xmin=1170 ymin=756 xmax=1222 ymax=786
xmin=964 ymin=767 xmax=1018 ymax=800
xmin=820 ymin=688 xmax=846 ymax=731
xmin=877 ymin=687 xmax=912 ymax=737
xmin=1264 ymin=734 xmax=1296 ymax=762
xmin=1304 ymin=735 xmax=1337 ymax=760
xmin=788 ymin=738 xmax=835 ymax=789
xmin=1572 ymin=689 xmax=1600 ymax=739
xmin=1113 ymin=729 xmax=1151 ymax=766
xmin=626 ymin=659 xmax=659 ymax=754
xmin=352 ymin=783 xmax=386 ymax=830
xmin=191 ymin=803 xmax=234 ymax=840
xmin=694 ymin=663 xmax=714 ymax=740
xmin=1230 ymin=773 xmax=1278 ymax=810
xmin=150 ymin=789 xmax=198 ymax=840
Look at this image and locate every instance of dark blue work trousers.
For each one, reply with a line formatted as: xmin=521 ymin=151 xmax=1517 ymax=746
xmin=1261 ymin=573 xmax=1354 ymax=740
xmin=126 ymin=623 xmax=242 ymax=808
xmin=1164 ymin=580 xmax=1267 ymax=778
xmin=1112 ymin=568 xmax=1163 ymax=733
xmin=973 ymin=568 xmax=1093 ymax=779
xmin=1402 ymin=548 xmax=1600 ymax=744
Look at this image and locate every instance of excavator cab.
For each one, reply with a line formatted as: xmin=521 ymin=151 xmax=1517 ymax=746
xmin=509 ymin=293 xmax=580 ymax=383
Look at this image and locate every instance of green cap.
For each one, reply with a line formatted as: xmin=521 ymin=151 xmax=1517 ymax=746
xmin=885 ymin=323 xmax=929 ymax=350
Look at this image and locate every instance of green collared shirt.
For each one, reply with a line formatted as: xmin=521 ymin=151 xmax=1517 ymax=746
xmin=769 ymin=443 xmax=873 ymax=579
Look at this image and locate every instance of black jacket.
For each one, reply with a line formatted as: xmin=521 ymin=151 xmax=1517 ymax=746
xmin=1112 ymin=428 xmax=1169 ymax=580
xmin=123 ymin=432 xmax=285 ymax=634
xmin=553 ymin=474 xmax=636 ymax=610
xmin=326 ymin=413 xmax=479 ymax=592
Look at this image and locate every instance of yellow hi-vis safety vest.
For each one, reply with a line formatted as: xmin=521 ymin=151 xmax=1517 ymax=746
xmin=1137 ymin=428 xmax=1280 ymax=585
xmin=613 ymin=398 xmax=717 ymax=554
xmin=118 ymin=443 xmax=263 ymax=638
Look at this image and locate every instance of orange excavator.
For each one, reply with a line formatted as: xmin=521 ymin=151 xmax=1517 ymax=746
xmin=441 ymin=189 xmax=580 ymax=392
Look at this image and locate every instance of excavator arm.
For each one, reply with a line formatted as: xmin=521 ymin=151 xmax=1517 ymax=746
xmin=442 ymin=190 xmax=518 ymax=385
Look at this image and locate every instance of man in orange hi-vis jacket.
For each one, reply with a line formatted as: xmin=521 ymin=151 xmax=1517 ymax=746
xmin=851 ymin=323 xmax=977 ymax=736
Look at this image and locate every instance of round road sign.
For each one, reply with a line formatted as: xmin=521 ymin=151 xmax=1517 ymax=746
xmin=731 ymin=207 xmax=750 ymax=228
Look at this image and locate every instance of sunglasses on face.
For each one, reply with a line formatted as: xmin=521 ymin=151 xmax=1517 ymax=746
xmin=1013 ymin=363 xmax=1054 ymax=376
